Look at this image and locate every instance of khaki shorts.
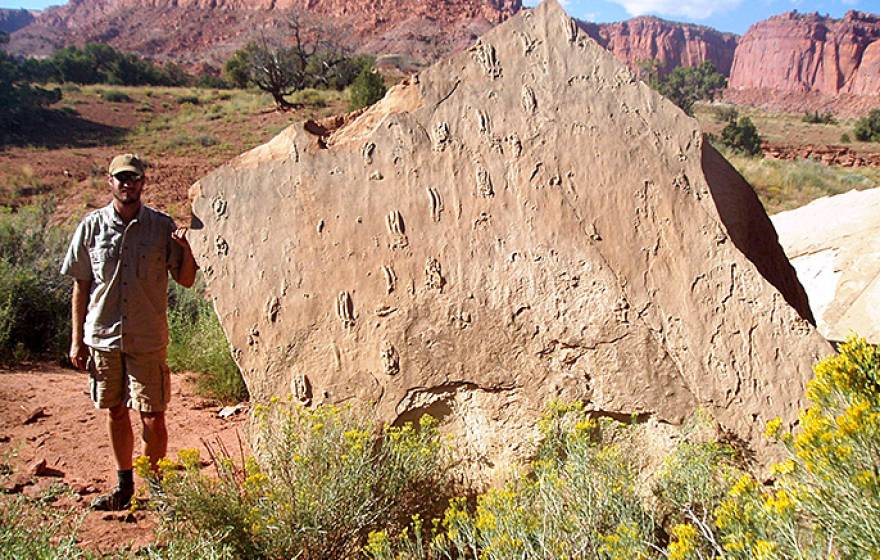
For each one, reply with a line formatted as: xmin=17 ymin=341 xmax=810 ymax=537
xmin=87 ymin=348 xmax=171 ymax=413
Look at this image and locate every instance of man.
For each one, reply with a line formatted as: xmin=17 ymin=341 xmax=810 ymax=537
xmin=61 ymin=153 xmax=197 ymax=511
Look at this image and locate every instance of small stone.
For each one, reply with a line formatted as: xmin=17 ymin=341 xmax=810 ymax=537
xmin=218 ymin=403 xmax=247 ymax=418
xmin=29 ymin=458 xmax=64 ymax=478
xmin=23 ymin=407 xmax=48 ymax=425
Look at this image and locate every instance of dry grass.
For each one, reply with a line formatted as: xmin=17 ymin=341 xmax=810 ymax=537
xmin=720 ymin=149 xmax=880 ymax=214
xmin=693 ymin=103 xmax=880 ymax=214
xmin=695 ymin=102 xmax=880 ymax=152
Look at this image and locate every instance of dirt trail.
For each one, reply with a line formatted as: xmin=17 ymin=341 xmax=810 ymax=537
xmin=0 ymin=363 xmax=248 ymax=554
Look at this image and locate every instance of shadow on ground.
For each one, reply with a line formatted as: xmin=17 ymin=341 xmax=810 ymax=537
xmin=0 ymin=109 xmax=127 ymax=150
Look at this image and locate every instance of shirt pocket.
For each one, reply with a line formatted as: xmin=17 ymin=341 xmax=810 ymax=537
xmin=138 ymin=243 xmax=167 ymax=282
xmin=88 ymin=247 xmax=118 ymax=284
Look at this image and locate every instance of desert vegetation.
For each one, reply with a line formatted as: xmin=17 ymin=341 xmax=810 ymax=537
xmin=222 ymin=12 xmax=385 ymax=111
xmin=640 ymin=60 xmax=727 ymax=116
xmin=854 ymin=109 xmax=880 ymax=143
xmin=1 ymin=339 xmax=877 ymax=559
xmin=721 ymin=151 xmax=880 ymax=213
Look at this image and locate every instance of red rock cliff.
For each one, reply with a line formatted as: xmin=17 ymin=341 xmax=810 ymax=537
xmin=729 ymin=10 xmax=880 ymax=96
xmin=9 ymin=0 xmax=521 ymax=67
xmin=582 ymin=16 xmax=738 ymax=76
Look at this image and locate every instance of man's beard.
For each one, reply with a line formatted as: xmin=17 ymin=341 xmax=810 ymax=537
xmin=114 ymin=190 xmax=140 ymax=205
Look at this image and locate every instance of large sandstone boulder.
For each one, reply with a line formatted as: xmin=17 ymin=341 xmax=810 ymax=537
xmin=771 ymin=188 xmax=880 ymax=344
xmin=189 ymin=0 xmax=830 ymax=475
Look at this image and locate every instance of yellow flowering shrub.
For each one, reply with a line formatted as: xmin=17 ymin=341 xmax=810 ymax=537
xmin=666 ymin=524 xmax=698 ymax=560
xmin=369 ymin=402 xmax=656 ymax=560
xmin=711 ymin=337 xmax=880 ymax=559
xmin=152 ymin=399 xmax=449 ymax=560
xmin=152 ymin=339 xmax=880 ymax=560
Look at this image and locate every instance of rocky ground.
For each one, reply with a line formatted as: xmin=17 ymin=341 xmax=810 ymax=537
xmin=0 ymin=363 xmax=248 ymax=554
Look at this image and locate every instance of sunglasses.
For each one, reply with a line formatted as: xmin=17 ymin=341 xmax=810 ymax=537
xmin=113 ymin=172 xmax=143 ymax=183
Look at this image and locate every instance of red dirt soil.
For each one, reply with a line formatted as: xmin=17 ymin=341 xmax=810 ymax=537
xmin=0 ymin=363 xmax=248 ymax=554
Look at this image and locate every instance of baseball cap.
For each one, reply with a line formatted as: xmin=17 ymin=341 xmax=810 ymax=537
xmin=109 ymin=153 xmax=146 ymax=178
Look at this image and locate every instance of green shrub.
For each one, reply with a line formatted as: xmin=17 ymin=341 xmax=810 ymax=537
xmin=854 ymin=108 xmax=880 ymax=142
xmin=48 ymin=43 xmax=192 ymax=86
xmin=291 ymin=88 xmax=328 ymax=108
xmin=196 ymin=73 xmax=232 ymax=90
xmin=151 ymin=403 xmax=449 ymax=559
xmin=176 ymin=94 xmax=201 ymax=105
xmin=841 ymin=132 xmax=852 ymax=143
xmin=721 ymin=149 xmax=879 ymax=213
xmin=755 ymin=338 xmax=880 ymax=556
xmin=720 ymin=116 xmax=762 ymax=156
xmin=349 ymin=67 xmax=387 ymax=110
xmin=167 ymin=278 xmax=247 ymax=403
xmin=100 ymin=89 xmax=131 ymax=102
xmin=0 ymin=41 xmax=62 ymax=130
xmin=196 ymin=134 xmax=220 ymax=147
xmin=802 ymin=110 xmax=836 ymax=124
xmin=713 ymin=105 xmax=739 ymax=123
xmin=0 ymin=203 xmax=71 ymax=361
xmin=645 ymin=60 xmax=727 ymax=116
xmin=366 ymin=404 xmax=745 ymax=560
xmin=0 ymin=495 xmax=93 ymax=559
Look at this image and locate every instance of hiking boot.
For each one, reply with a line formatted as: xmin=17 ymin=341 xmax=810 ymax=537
xmin=90 ymin=485 xmax=134 ymax=511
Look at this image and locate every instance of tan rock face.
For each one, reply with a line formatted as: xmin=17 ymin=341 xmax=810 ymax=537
xmin=771 ymin=188 xmax=880 ymax=345
xmin=190 ymin=0 xmax=830 ymax=476
xmin=729 ymin=10 xmax=880 ymax=97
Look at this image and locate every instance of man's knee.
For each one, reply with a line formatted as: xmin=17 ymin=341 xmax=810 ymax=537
xmin=108 ymin=404 xmax=129 ymax=422
xmin=140 ymin=411 xmax=167 ymax=434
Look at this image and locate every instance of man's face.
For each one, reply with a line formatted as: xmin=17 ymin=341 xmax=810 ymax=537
xmin=109 ymin=172 xmax=145 ymax=205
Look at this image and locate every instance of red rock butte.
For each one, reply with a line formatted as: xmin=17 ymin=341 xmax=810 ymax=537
xmin=728 ymin=10 xmax=880 ymax=97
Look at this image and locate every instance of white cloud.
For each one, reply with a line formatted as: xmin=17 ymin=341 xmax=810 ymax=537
xmin=611 ymin=0 xmax=743 ymax=19
xmin=840 ymin=0 xmax=858 ymax=5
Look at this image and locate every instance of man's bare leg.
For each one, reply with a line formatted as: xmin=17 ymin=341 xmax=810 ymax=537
xmin=108 ymin=404 xmax=134 ymax=470
xmin=91 ymin=403 xmax=135 ymax=510
xmin=141 ymin=411 xmax=167 ymax=472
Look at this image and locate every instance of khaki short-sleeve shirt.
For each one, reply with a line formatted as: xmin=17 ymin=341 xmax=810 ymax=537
xmin=61 ymin=203 xmax=184 ymax=353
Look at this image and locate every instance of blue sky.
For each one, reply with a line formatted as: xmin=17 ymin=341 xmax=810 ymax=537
xmin=527 ymin=0 xmax=880 ymax=34
xmin=2 ymin=0 xmax=879 ymax=35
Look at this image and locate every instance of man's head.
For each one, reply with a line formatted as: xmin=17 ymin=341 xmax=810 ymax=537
xmin=108 ymin=154 xmax=146 ymax=206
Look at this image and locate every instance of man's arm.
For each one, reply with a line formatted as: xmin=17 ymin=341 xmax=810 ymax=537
xmin=170 ymin=227 xmax=197 ymax=288
xmin=70 ymin=278 xmax=91 ymax=371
